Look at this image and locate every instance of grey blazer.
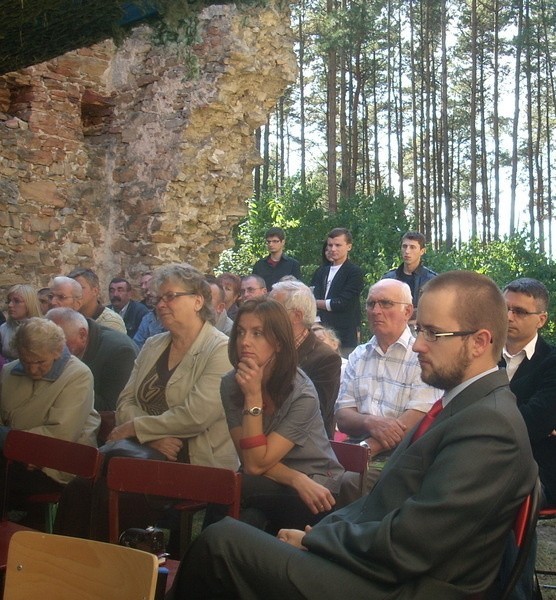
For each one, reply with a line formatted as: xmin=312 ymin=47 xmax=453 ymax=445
xmin=292 ymin=370 xmax=537 ymax=600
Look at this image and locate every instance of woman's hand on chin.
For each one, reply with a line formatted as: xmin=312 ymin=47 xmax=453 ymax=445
xmin=107 ymin=420 xmax=136 ymax=441
xmin=146 ymin=437 xmax=183 ymax=461
xmin=235 ymin=356 xmax=265 ymax=396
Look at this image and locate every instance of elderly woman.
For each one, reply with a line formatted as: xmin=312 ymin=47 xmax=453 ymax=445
xmin=0 ymin=318 xmax=98 ymax=523
xmin=0 ymin=284 xmax=43 ymax=360
xmin=55 ymin=264 xmax=238 ymax=540
xmin=208 ymin=297 xmax=343 ymax=534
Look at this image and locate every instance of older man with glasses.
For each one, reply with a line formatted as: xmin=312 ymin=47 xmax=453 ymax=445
xmin=335 ymin=278 xmax=441 ymax=504
xmin=501 ymin=277 xmax=556 ymax=507
xmin=239 ymin=275 xmax=267 ymax=302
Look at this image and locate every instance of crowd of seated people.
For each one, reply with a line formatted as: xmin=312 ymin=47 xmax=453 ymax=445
xmin=0 ymin=239 xmax=553 ymax=599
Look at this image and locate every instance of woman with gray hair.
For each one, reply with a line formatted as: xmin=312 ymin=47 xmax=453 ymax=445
xmin=0 ymin=284 xmax=43 ymax=360
xmin=0 ymin=317 xmax=98 ymax=525
xmin=55 ymin=264 xmax=238 ymax=540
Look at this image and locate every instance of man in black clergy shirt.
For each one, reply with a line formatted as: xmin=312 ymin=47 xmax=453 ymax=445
xmin=252 ymin=227 xmax=301 ymax=291
xmin=168 ymin=271 xmax=536 ymax=600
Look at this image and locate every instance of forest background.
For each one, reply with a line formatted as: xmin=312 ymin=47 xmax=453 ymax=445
xmin=217 ymin=0 xmax=556 ymax=341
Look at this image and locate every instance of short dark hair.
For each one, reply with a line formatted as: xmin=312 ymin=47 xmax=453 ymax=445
xmin=242 ymin=274 xmax=266 ymax=289
xmin=265 ymin=227 xmax=285 ymax=241
xmin=503 ymin=278 xmax=549 ymax=312
xmin=68 ymin=267 xmax=100 ymax=289
xmin=228 ymin=297 xmax=296 ymax=408
xmin=422 ymin=270 xmax=507 ymax=359
xmin=109 ymin=277 xmax=131 ymax=291
xmin=402 ymin=231 xmax=427 ymax=249
xmin=327 ymin=227 xmax=352 ymax=244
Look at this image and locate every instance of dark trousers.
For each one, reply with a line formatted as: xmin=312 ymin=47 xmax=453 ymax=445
xmin=168 ymin=518 xmax=376 ymax=600
xmin=0 ymin=458 xmax=62 ymax=528
xmin=204 ymin=473 xmax=333 ymax=535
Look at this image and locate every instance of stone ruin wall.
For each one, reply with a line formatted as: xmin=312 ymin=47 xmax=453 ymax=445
xmin=0 ymin=1 xmax=297 ymax=298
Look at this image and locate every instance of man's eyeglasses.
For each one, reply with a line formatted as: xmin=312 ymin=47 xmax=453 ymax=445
xmin=415 ymin=325 xmax=478 ymax=342
xmin=241 ymin=288 xmax=263 ymax=295
xmin=153 ymin=291 xmax=197 ymax=305
xmin=366 ymin=299 xmax=411 ymax=310
xmin=507 ymin=306 xmax=546 ymax=318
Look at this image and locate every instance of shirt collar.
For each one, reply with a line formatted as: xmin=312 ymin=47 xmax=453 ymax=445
xmin=503 ymin=333 xmax=538 ymax=362
xmin=368 ymin=325 xmax=412 ymax=354
xmin=12 ymin=346 xmax=72 ymax=382
xmin=443 ymin=366 xmax=499 ymax=406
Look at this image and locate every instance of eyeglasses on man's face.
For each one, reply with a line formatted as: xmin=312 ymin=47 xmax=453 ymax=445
xmin=414 ymin=325 xmax=478 ymax=342
xmin=153 ymin=291 xmax=197 ymax=305
xmin=240 ymin=287 xmax=263 ymax=295
xmin=506 ymin=305 xmax=546 ymax=318
xmin=366 ymin=299 xmax=411 ymax=310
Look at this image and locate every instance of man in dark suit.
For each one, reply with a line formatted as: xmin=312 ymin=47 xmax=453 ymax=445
xmin=108 ymin=277 xmax=149 ymax=339
xmin=502 ymin=277 xmax=556 ymax=506
xmin=169 ymin=271 xmax=537 ymax=600
xmin=47 ymin=307 xmax=138 ymax=411
xmin=270 ymin=279 xmax=341 ymax=438
xmin=310 ymin=227 xmax=364 ymax=354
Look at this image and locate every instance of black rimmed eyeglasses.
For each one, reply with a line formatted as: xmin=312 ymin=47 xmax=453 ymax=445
xmin=414 ymin=325 xmax=478 ymax=342
xmin=506 ymin=306 xmax=546 ymax=318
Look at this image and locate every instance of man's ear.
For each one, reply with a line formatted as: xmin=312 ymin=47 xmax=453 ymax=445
xmin=537 ymin=312 xmax=548 ymax=330
xmin=471 ymin=329 xmax=492 ymax=358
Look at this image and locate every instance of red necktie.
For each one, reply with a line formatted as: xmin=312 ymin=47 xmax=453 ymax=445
xmin=411 ymin=399 xmax=444 ymax=443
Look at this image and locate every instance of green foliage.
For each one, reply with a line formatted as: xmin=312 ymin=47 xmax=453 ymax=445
xmin=216 ymin=178 xmax=410 ymax=286
xmin=218 ymin=181 xmax=556 ymax=344
xmin=427 ymin=233 xmax=556 ymax=342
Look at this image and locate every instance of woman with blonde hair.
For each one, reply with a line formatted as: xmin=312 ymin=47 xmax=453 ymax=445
xmin=0 ymin=284 xmax=43 ymax=360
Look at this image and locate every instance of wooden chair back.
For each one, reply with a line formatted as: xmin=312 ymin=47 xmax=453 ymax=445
xmin=330 ymin=440 xmax=368 ymax=474
xmin=3 ymin=530 xmax=158 ymax=600
xmin=468 ymin=477 xmax=541 ymax=600
xmin=330 ymin=440 xmax=368 ymax=494
xmin=2 ymin=430 xmax=102 ymax=530
xmin=106 ymin=457 xmax=242 ymax=544
xmin=3 ymin=430 xmax=102 ymax=483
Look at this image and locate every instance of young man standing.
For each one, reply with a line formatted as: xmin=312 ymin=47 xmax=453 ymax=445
xmin=382 ymin=231 xmax=436 ymax=314
xmin=252 ymin=227 xmax=301 ymax=290
xmin=311 ymin=227 xmax=364 ymax=354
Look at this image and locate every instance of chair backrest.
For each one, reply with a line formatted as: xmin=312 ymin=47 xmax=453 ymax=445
xmin=3 ymin=430 xmax=102 ymax=480
xmin=106 ymin=457 xmax=242 ymax=544
xmin=4 ymin=530 xmax=158 ymax=600
xmin=330 ymin=440 xmax=368 ymax=474
xmin=499 ymin=477 xmax=541 ymax=600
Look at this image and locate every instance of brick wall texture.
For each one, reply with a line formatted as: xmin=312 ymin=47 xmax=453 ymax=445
xmin=0 ymin=2 xmax=296 ymax=296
